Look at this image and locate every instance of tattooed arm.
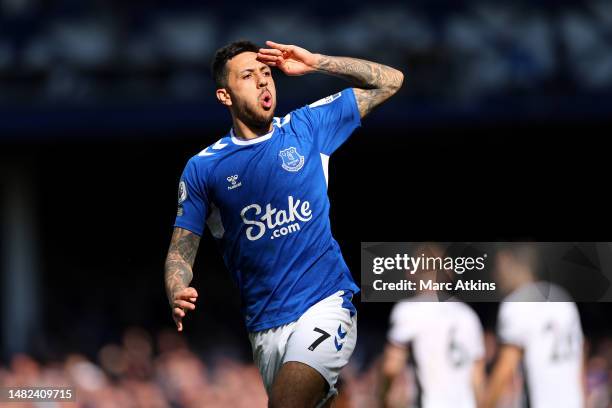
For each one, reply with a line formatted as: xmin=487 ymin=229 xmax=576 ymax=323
xmin=257 ymin=41 xmax=404 ymax=118
xmin=316 ymin=56 xmax=403 ymax=118
xmin=164 ymin=227 xmax=201 ymax=332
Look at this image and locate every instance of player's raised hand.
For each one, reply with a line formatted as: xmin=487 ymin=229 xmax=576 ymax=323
xmin=171 ymin=287 xmax=198 ymax=332
xmin=257 ymin=41 xmax=319 ymax=76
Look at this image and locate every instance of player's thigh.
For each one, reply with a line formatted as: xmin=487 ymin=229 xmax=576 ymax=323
xmin=275 ymin=291 xmax=357 ymax=407
xmin=268 ymin=361 xmax=328 ymax=408
xmin=284 ymin=291 xmax=357 ymax=388
xmin=249 ymin=323 xmax=295 ymax=394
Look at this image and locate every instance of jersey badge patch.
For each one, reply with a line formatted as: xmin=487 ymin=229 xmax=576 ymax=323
xmin=279 ymin=147 xmax=305 ymax=172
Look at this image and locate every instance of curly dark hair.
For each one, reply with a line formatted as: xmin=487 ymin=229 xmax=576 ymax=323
xmin=211 ymin=40 xmax=260 ymax=88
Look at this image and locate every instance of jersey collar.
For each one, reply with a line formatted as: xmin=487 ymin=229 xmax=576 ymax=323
xmin=230 ymin=125 xmax=275 ymax=146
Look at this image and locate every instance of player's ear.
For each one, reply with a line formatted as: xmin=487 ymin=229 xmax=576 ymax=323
xmin=216 ymin=88 xmax=232 ymax=107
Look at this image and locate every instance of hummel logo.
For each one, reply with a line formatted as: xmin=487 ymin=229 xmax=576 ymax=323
xmin=334 ymin=337 xmax=343 ymax=351
xmin=335 ymin=324 xmax=347 ymax=351
xmin=227 ymin=174 xmax=242 ymax=190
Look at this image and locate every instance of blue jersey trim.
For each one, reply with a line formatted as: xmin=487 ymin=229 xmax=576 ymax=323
xmin=340 ymin=290 xmax=357 ymax=317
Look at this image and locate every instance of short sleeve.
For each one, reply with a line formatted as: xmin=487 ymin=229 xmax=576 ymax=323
xmin=497 ymin=302 xmax=526 ymax=348
xmin=304 ymin=88 xmax=361 ymax=155
xmin=387 ymin=303 xmax=415 ymax=346
xmin=173 ymin=158 xmax=209 ymax=236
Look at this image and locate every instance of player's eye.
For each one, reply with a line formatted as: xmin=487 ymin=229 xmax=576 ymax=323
xmin=243 ymin=73 xmax=252 ymax=79
xmin=263 ymin=71 xmax=271 ymax=77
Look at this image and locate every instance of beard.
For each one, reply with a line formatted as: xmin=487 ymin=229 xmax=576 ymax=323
xmin=235 ymin=98 xmax=275 ymax=132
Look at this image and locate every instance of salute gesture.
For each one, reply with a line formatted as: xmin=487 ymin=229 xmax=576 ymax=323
xmin=257 ymin=39 xmax=404 ymax=118
xmin=257 ymin=41 xmax=319 ymax=76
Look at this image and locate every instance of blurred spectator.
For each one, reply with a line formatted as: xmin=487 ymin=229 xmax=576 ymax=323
xmin=1 ymin=327 xmax=611 ymax=407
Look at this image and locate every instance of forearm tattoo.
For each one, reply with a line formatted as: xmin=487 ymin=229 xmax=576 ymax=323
xmin=315 ymin=55 xmax=404 ymax=117
xmin=164 ymin=228 xmax=200 ymax=303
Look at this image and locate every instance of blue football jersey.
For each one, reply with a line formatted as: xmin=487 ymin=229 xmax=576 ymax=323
xmin=174 ymin=88 xmax=361 ymax=332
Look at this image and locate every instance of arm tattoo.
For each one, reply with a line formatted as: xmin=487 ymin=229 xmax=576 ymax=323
xmin=164 ymin=227 xmax=200 ymax=304
xmin=315 ymin=55 xmax=404 ymax=118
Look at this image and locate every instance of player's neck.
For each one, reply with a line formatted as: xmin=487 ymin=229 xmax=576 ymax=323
xmin=509 ymin=273 xmax=535 ymax=293
xmin=232 ymin=118 xmax=274 ymax=141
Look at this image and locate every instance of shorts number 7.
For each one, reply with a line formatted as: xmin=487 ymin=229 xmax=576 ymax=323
xmin=308 ymin=327 xmax=331 ymax=351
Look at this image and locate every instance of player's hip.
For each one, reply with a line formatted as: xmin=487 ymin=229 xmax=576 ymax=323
xmin=248 ymin=290 xmax=358 ymax=394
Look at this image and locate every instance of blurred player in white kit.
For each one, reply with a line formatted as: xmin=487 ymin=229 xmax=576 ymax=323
xmin=379 ymin=244 xmax=486 ymax=408
xmin=485 ymin=245 xmax=585 ymax=408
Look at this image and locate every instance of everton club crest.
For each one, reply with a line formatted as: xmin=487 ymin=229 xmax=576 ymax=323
xmin=279 ymin=147 xmax=305 ymax=172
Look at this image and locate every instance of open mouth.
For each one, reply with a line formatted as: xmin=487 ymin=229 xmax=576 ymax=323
xmin=260 ymin=91 xmax=273 ymax=110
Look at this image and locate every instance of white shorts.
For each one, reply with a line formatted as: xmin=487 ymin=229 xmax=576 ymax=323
xmin=248 ymin=290 xmax=358 ymax=403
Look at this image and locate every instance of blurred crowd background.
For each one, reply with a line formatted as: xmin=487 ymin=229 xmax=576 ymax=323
xmin=0 ymin=0 xmax=611 ymax=131
xmin=1 ymin=0 xmax=611 ymax=406
xmin=1 ymin=327 xmax=612 ymax=407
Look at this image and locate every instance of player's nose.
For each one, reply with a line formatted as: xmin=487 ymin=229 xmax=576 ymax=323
xmin=257 ymin=74 xmax=268 ymax=88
